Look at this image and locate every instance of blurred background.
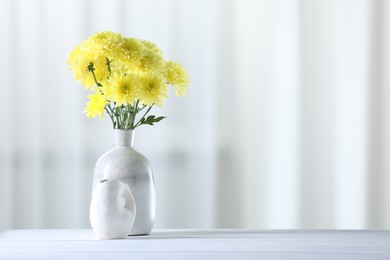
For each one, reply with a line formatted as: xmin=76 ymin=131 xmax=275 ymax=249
xmin=0 ymin=0 xmax=390 ymax=230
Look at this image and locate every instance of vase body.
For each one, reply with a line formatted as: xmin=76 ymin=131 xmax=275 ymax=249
xmin=92 ymin=129 xmax=156 ymax=236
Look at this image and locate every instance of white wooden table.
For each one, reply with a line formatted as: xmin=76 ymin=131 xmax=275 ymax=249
xmin=1 ymin=229 xmax=390 ymax=259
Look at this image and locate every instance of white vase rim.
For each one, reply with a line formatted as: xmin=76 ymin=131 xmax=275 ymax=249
xmin=113 ymin=128 xmax=135 ymax=132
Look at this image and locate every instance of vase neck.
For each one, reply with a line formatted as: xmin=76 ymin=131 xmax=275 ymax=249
xmin=113 ymin=129 xmax=134 ymax=147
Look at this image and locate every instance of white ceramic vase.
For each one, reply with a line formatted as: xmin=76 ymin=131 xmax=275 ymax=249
xmin=91 ymin=129 xmax=156 ymax=236
xmin=90 ymin=179 xmax=136 ymax=239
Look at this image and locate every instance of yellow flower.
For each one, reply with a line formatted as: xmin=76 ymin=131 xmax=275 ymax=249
xmin=67 ymin=31 xmax=123 ymax=89
xmin=109 ymin=73 xmax=141 ymax=105
xmin=83 ymin=92 xmax=107 ymax=119
xmin=67 ymin=46 xmax=96 ymax=89
xmin=111 ymin=55 xmax=142 ymax=78
xmin=85 ymin=31 xmax=124 ymax=60
xmin=120 ymin=38 xmax=143 ymax=58
xmin=139 ymin=72 xmax=168 ymax=107
xmin=116 ymin=38 xmax=145 ymax=73
xmin=164 ymin=61 xmax=189 ymax=96
xmin=138 ymin=39 xmax=164 ymax=72
xmin=91 ymin=31 xmax=123 ymax=44
xmin=92 ymin=56 xmax=111 ymax=86
xmin=140 ymin=39 xmax=163 ymax=56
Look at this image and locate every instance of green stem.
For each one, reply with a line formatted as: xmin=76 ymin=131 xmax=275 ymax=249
xmin=106 ymin=103 xmax=118 ymax=128
xmin=105 ymin=106 xmax=115 ymax=126
xmin=137 ymin=104 xmax=147 ymax=113
xmin=130 ymin=100 xmax=140 ymax=129
xmin=107 ymin=103 xmax=117 ymax=116
xmin=125 ymin=104 xmax=131 ymax=129
xmin=116 ymin=106 xmax=122 ymax=129
xmin=88 ymin=62 xmax=102 ymax=87
xmin=106 ymin=58 xmax=112 ymax=76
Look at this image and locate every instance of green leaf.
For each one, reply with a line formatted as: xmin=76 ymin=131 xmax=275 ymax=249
xmin=153 ymin=116 xmax=166 ymax=122
xmin=142 ymin=115 xmax=166 ymax=126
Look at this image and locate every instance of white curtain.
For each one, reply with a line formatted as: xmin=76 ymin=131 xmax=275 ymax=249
xmin=0 ymin=0 xmax=390 ymax=230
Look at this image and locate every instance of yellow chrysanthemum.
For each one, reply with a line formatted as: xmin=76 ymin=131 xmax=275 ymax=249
xmin=120 ymin=38 xmax=143 ymax=58
xmin=116 ymin=38 xmax=145 ymax=74
xmin=109 ymin=73 xmax=141 ymax=105
xmin=140 ymin=53 xmax=164 ymax=72
xmin=164 ymin=61 xmax=190 ymax=96
xmin=84 ymin=31 xmax=124 ymax=60
xmin=67 ymin=31 xmax=124 ymax=89
xmin=111 ymin=55 xmax=143 ymax=78
xmin=67 ymin=53 xmax=111 ymax=89
xmin=91 ymin=31 xmax=123 ymax=44
xmin=92 ymin=56 xmax=111 ymax=86
xmin=67 ymin=46 xmax=95 ymax=89
xmin=139 ymin=72 xmax=168 ymax=107
xmin=138 ymin=39 xmax=164 ymax=72
xmin=140 ymin=39 xmax=163 ymax=56
xmin=83 ymin=92 xmax=107 ymax=119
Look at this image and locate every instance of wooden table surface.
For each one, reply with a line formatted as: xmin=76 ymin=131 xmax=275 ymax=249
xmin=1 ymin=229 xmax=390 ymax=259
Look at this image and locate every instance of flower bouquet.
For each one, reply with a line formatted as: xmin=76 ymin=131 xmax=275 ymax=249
xmin=67 ymin=31 xmax=189 ymax=238
xmin=67 ymin=31 xmax=189 ymax=128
